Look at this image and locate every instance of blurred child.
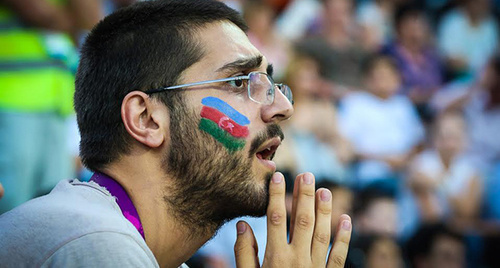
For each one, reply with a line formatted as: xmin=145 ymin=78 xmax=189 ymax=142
xmin=353 ymin=189 xmax=398 ymax=237
xmin=348 ymin=234 xmax=403 ymax=268
xmin=381 ymin=4 xmax=443 ymax=120
xmin=438 ymin=0 xmax=498 ymax=78
xmin=356 ymin=0 xmax=398 ymax=51
xmin=406 ymin=223 xmax=466 ymax=268
xmin=243 ymin=0 xmax=291 ymax=81
xmin=408 ymin=111 xmax=482 ymax=223
xmin=296 ymin=0 xmax=370 ymax=90
xmin=349 ymin=189 xmax=402 ymax=267
xmin=338 ymin=55 xmax=424 ymax=191
xmin=274 ymin=53 xmax=353 ymax=183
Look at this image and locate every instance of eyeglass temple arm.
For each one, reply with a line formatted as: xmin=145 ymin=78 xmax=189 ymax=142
xmin=145 ymin=75 xmax=250 ymax=94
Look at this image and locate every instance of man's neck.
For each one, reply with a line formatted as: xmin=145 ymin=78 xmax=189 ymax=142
xmin=102 ymin=160 xmax=214 ymax=268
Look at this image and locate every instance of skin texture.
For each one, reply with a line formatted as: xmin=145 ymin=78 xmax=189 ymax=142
xmin=103 ymin=20 xmax=351 ymax=268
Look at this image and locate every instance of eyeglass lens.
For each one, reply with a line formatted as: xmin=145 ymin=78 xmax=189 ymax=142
xmin=249 ymin=72 xmax=275 ymax=105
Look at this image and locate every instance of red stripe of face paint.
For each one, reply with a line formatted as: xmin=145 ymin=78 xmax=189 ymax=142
xmin=201 ymin=106 xmax=249 ymax=138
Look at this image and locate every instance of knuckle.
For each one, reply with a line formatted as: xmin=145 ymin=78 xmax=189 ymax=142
xmin=329 ymin=255 xmax=346 ymax=267
xmin=269 ymin=211 xmax=285 ymax=226
xmin=318 ymin=205 xmax=332 ymax=216
xmin=338 ymin=233 xmax=351 ymax=244
xmin=300 ymin=189 xmax=315 ymax=198
xmin=313 ymin=232 xmax=330 ymax=245
xmin=296 ymin=214 xmax=313 ymax=230
xmin=269 ymin=187 xmax=285 ymax=197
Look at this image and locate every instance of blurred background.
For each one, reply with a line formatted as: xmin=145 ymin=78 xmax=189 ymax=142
xmin=1 ymin=0 xmax=500 ymax=267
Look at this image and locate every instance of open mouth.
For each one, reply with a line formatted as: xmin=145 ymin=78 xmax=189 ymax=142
xmin=254 ymin=137 xmax=281 ymax=171
xmin=256 ymin=144 xmax=278 ymax=161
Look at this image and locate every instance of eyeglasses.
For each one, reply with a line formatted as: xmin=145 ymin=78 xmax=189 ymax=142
xmin=145 ymin=71 xmax=293 ymax=105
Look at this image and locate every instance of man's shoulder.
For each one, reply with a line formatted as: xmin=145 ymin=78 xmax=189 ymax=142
xmin=0 ymin=180 xmax=150 ymax=267
xmin=41 ymin=231 xmax=158 ymax=268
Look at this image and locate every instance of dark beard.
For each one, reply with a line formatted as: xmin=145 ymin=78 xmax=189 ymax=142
xmin=162 ymin=95 xmax=281 ymax=238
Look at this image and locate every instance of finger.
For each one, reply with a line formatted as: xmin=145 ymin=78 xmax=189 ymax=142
xmin=266 ymin=172 xmax=288 ymax=249
xmin=290 ymin=172 xmax=316 ymax=252
xmin=327 ymin=214 xmax=352 ymax=268
xmin=311 ymin=188 xmax=332 ymax=266
xmin=0 ymin=183 xmax=4 ymax=199
xmin=288 ymin=173 xmax=302 ymax=242
xmin=234 ymin=221 xmax=259 ymax=268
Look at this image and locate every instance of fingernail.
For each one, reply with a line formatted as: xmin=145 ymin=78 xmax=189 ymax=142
xmin=272 ymin=173 xmax=283 ymax=184
xmin=237 ymin=222 xmax=246 ymax=234
xmin=342 ymin=220 xmax=351 ymax=231
xmin=303 ymin=173 xmax=313 ymax=185
xmin=320 ymin=189 xmax=331 ymax=202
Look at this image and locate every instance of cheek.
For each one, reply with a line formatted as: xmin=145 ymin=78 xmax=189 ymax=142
xmin=198 ymin=96 xmax=251 ymax=153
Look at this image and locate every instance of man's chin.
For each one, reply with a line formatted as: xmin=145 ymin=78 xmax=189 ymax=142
xmin=238 ymin=172 xmax=273 ymax=218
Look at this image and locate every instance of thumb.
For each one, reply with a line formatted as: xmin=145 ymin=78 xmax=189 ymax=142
xmin=234 ymin=221 xmax=259 ymax=268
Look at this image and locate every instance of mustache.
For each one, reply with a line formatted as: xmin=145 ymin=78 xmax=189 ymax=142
xmin=248 ymin=124 xmax=285 ymax=158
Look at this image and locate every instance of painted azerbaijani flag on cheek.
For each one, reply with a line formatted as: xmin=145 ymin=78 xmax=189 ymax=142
xmin=199 ymin=96 xmax=250 ymax=153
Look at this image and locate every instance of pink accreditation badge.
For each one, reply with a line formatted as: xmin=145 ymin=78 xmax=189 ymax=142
xmin=90 ymin=172 xmax=145 ymax=240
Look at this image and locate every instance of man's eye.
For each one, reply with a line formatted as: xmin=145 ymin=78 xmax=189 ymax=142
xmin=227 ymin=79 xmax=245 ymax=88
xmin=267 ymin=87 xmax=274 ymax=96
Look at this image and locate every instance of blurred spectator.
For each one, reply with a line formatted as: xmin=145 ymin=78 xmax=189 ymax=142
xmin=0 ymin=0 xmax=102 ymax=214
xmin=348 ymin=188 xmax=402 ymax=268
xmin=402 ymin=112 xmax=482 ymax=234
xmin=274 ymin=53 xmax=353 ymax=183
xmin=436 ymin=55 xmax=500 ymax=170
xmin=353 ymin=189 xmax=398 ymax=237
xmin=381 ymin=4 xmax=444 ymax=121
xmin=356 ymin=0 xmax=398 ymax=51
xmin=243 ymin=0 xmax=292 ymax=81
xmin=348 ymin=234 xmax=403 ymax=268
xmin=276 ymin=0 xmax=322 ymax=41
xmin=438 ymin=0 xmax=499 ymax=79
xmin=296 ymin=0 xmax=370 ymax=90
xmin=338 ymin=55 xmax=424 ymax=190
xmin=464 ymin=56 xmax=500 ymax=169
xmin=405 ymin=223 xmax=466 ymax=268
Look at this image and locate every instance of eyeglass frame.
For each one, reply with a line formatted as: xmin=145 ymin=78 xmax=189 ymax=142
xmin=144 ymin=71 xmax=293 ymax=105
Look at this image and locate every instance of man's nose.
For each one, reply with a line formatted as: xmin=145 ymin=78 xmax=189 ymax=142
xmin=260 ymin=88 xmax=294 ymax=123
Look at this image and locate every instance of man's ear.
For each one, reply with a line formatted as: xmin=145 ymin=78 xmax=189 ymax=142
xmin=121 ymin=91 xmax=167 ymax=148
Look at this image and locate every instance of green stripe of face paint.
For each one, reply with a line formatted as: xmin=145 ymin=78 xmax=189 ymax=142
xmin=199 ymin=118 xmax=246 ymax=153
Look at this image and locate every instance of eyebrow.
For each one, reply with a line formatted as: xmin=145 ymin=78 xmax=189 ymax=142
xmin=216 ymin=55 xmax=263 ymax=74
xmin=267 ymin=63 xmax=274 ymax=78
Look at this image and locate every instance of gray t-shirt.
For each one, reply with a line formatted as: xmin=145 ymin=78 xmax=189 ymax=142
xmin=0 ymin=179 xmax=184 ymax=267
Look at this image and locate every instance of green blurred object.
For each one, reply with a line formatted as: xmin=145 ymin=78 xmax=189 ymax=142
xmin=0 ymin=0 xmax=77 ymax=116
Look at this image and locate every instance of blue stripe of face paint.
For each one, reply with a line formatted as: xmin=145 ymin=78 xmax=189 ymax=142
xmin=201 ymin=97 xmax=250 ymax=126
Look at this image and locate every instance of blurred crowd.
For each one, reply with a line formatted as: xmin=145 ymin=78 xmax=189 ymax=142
xmin=1 ymin=0 xmax=500 ymax=267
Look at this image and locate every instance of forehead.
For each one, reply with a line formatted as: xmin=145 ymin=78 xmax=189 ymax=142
xmin=185 ymin=20 xmax=267 ymax=80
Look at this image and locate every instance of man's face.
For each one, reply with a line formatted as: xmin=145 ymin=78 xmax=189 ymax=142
xmin=162 ymin=21 xmax=294 ymax=230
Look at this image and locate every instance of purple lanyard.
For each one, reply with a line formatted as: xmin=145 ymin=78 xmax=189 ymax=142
xmin=90 ymin=172 xmax=145 ymax=240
